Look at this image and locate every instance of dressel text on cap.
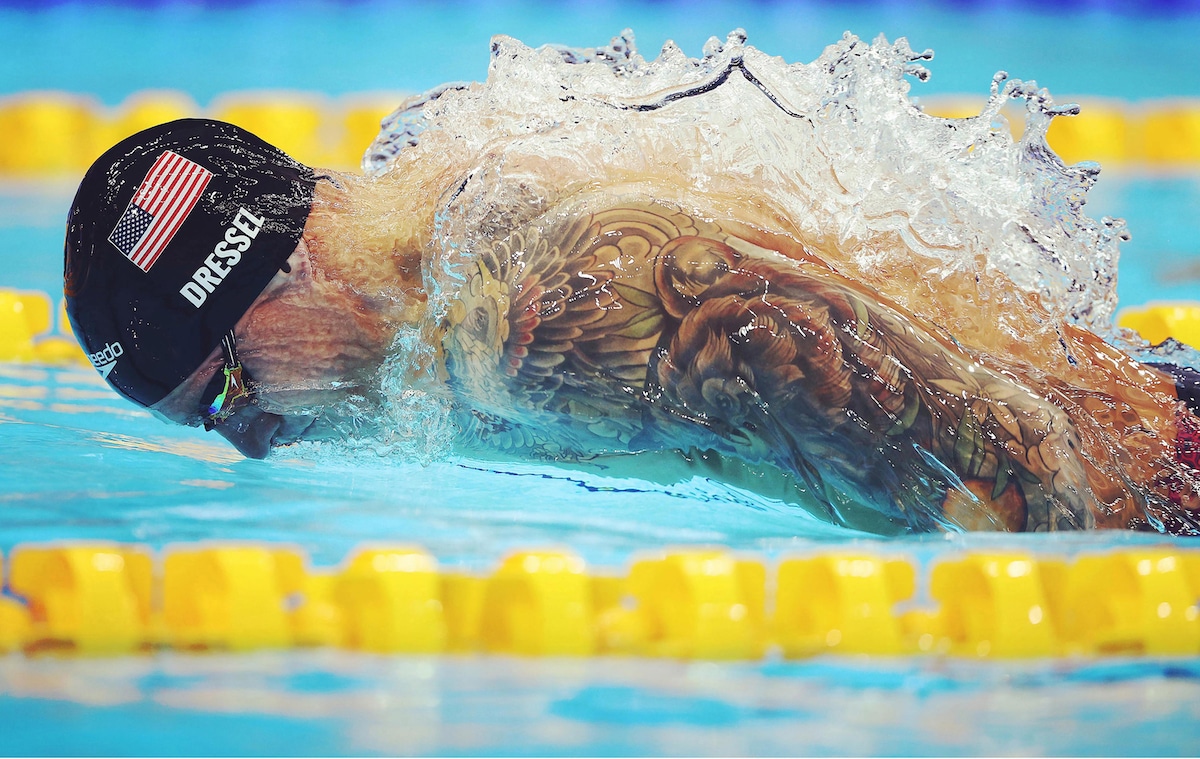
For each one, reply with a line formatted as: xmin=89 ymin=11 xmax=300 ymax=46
xmin=179 ymin=207 xmax=267 ymax=308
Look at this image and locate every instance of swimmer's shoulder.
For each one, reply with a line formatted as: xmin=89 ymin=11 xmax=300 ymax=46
xmin=511 ymin=181 xmax=834 ymax=273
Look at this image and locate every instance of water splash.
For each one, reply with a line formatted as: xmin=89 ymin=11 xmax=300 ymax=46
xmin=369 ymin=29 xmax=1126 ymax=342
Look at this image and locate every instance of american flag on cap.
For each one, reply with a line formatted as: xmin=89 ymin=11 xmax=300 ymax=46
xmin=107 ymin=150 xmax=212 ymax=272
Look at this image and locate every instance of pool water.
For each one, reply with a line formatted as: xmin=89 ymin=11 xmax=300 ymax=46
xmin=3 ymin=654 xmax=1200 ymax=756
xmin=3 ymin=1 xmax=1200 ymax=755
xmin=6 ymin=0 xmax=1200 ymax=103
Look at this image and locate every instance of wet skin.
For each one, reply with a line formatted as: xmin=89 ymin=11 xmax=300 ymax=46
xmin=151 ymin=237 xmax=400 ymax=458
xmin=436 ymin=199 xmax=1103 ymax=531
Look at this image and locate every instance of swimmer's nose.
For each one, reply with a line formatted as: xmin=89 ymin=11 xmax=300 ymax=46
xmin=211 ymin=404 xmax=283 ymax=460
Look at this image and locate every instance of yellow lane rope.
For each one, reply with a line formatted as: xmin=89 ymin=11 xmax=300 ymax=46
xmin=2 ymin=90 xmax=1200 ymax=176
xmin=0 ymin=90 xmax=399 ymax=175
xmin=0 ymin=543 xmax=1197 ymax=660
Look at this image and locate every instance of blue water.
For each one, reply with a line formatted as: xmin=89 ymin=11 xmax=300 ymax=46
xmin=2 ymin=2 xmax=1200 ymax=756
xmin=2 ymin=654 xmax=1199 ymax=756
xmin=2 ymin=0 xmax=1200 ymax=104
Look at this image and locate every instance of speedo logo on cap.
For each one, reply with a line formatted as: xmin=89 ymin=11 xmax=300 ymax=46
xmin=87 ymin=341 xmax=124 ymax=380
xmin=179 ymin=208 xmax=266 ymax=308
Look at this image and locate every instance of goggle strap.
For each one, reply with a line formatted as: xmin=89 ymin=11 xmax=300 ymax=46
xmin=220 ymin=330 xmax=239 ymax=370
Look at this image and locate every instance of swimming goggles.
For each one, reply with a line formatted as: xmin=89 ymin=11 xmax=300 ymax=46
xmin=199 ymin=330 xmax=255 ymax=430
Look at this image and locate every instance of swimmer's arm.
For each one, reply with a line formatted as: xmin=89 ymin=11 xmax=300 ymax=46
xmin=443 ymin=201 xmax=1092 ymax=530
xmin=639 ymin=226 xmax=1094 ymax=530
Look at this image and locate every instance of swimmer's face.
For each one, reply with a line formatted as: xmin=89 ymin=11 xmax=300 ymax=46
xmin=151 ymin=237 xmax=401 ymax=458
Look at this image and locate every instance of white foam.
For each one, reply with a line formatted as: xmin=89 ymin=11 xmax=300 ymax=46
xmin=369 ymin=30 xmax=1124 ymax=341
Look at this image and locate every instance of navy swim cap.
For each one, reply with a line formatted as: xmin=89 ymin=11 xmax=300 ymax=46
xmin=64 ymin=118 xmax=316 ymax=408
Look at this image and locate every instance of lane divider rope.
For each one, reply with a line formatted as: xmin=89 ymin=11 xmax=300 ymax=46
xmin=1 ymin=543 xmax=1198 ymax=659
xmin=0 ymin=90 xmax=399 ymax=176
xmin=3 ymin=91 xmax=1200 ymax=177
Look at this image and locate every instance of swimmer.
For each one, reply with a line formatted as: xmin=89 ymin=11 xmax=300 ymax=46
xmin=64 ymin=118 xmax=1200 ymax=535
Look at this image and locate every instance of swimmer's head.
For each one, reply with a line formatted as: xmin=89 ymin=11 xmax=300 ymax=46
xmin=64 ymin=118 xmax=317 ymax=409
